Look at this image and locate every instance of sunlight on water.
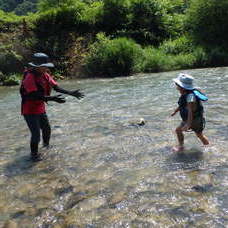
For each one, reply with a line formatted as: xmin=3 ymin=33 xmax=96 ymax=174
xmin=0 ymin=68 xmax=228 ymax=227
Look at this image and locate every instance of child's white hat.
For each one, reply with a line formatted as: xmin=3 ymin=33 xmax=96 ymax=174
xmin=173 ymin=73 xmax=195 ymax=90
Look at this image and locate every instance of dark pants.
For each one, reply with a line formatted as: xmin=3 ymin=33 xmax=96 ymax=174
xmin=24 ymin=113 xmax=51 ymax=157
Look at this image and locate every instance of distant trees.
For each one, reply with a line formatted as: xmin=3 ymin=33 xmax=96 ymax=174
xmin=186 ymin=0 xmax=228 ymax=51
xmin=0 ymin=0 xmax=38 ymax=15
xmin=37 ymin=0 xmax=76 ymax=11
xmin=1 ymin=0 xmax=228 ymax=78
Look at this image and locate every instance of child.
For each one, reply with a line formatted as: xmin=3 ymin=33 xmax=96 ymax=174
xmin=171 ymin=73 xmax=209 ymax=152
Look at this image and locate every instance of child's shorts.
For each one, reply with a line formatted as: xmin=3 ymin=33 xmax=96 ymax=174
xmin=181 ymin=116 xmax=205 ymax=133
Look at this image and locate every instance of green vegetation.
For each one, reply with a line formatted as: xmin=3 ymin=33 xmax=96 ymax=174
xmin=85 ymin=34 xmax=144 ymax=77
xmin=0 ymin=0 xmax=228 ymax=85
xmin=0 ymin=0 xmax=38 ymax=15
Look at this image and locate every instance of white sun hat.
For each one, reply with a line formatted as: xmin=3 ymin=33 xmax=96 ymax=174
xmin=173 ymin=73 xmax=195 ymax=90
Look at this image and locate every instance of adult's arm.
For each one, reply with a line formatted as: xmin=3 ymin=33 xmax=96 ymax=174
xmin=53 ymin=85 xmax=84 ymax=99
xmin=23 ymin=91 xmax=65 ymax=103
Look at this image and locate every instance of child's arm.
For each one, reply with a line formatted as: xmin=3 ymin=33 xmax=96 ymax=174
xmin=171 ymin=107 xmax=180 ymax=116
xmin=181 ymin=102 xmax=193 ymax=131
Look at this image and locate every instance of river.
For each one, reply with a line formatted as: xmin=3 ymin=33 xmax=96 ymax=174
xmin=0 ymin=67 xmax=228 ymax=227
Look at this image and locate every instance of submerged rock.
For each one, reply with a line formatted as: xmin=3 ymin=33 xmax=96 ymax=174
xmin=3 ymin=220 xmax=18 ymax=228
xmin=192 ymin=184 xmax=213 ymax=193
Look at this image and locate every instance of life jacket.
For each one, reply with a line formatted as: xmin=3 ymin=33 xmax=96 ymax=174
xmin=20 ymin=70 xmax=50 ymax=102
xmin=178 ymin=91 xmax=205 ymax=121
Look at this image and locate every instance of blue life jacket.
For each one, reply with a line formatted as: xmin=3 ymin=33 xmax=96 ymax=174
xmin=178 ymin=91 xmax=205 ymax=121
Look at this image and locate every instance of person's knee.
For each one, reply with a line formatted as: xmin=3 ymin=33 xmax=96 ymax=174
xmin=31 ymin=132 xmax=40 ymax=144
xmin=175 ymin=127 xmax=182 ymax=134
xmin=195 ymin=132 xmax=203 ymax=138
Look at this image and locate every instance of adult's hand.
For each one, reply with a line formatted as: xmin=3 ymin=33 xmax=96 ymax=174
xmin=69 ymin=90 xmax=85 ymax=99
xmin=48 ymin=95 xmax=66 ymax=103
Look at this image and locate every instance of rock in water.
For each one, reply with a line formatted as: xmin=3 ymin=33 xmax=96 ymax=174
xmin=129 ymin=118 xmax=146 ymax=127
xmin=137 ymin=118 xmax=145 ymax=126
xmin=3 ymin=220 xmax=18 ymax=228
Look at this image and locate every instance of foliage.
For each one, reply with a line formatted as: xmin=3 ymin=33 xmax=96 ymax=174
xmin=33 ymin=2 xmax=89 ymax=58
xmin=186 ymin=0 xmax=228 ymax=50
xmin=0 ymin=51 xmax=23 ymax=74
xmin=14 ymin=0 xmax=37 ymax=15
xmin=38 ymin=0 xmax=77 ymax=12
xmin=2 ymin=73 xmax=21 ymax=86
xmin=0 ymin=71 xmax=5 ymax=83
xmin=159 ymin=36 xmax=194 ymax=55
xmin=85 ymin=34 xmax=144 ymax=77
xmin=162 ymin=0 xmax=189 ymax=14
xmin=206 ymin=47 xmax=228 ymax=67
xmin=0 ymin=10 xmax=22 ymax=31
xmin=142 ymin=48 xmax=168 ymax=72
xmin=81 ymin=1 xmax=103 ymax=29
xmin=0 ymin=0 xmax=38 ymax=15
xmin=141 ymin=45 xmax=207 ymax=73
xmin=0 ymin=0 xmax=228 ymax=79
xmin=96 ymin=0 xmax=131 ymax=35
xmin=127 ymin=0 xmax=169 ymax=45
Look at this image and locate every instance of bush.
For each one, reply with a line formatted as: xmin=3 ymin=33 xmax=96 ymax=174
xmin=163 ymin=0 xmax=189 ymax=14
xmin=191 ymin=47 xmax=208 ymax=68
xmin=0 ymin=51 xmax=23 ymax=74
xmin=142 ymin=48 xmax=168 ymax=72
xmin=0 ymin=71 xmax=5 ymax=84
xmin=169 ymin=53 xmax=195 ymax=70
xmin=85 ymin=34 xmax=144 ymax=77
xmin=0 ymin=10 xmax=21 ymax=32
xmin=159 ymin=36 xmax=195 ymax=55
xmin=186 ymin=0 xmax=228 ymax=50
xmin=141 ymin=46 xmax=206 ymax=73
xmin=33 ymin=3 xmax=89 ymax=57
xmin=206 ymin=48 xmax=228 ymax=67
xmin=2 ymin=73 xmax=21 ymax=86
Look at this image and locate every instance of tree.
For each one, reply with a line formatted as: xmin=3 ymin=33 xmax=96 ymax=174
xmin=14 ymin=1 xmax=37 ymax=15
xmin=186 ymin=0 xmax=228 ymax=50
xmin=127 ymin=0 xmax=169 ymax=45
xmin=96 ymin=0 xmax=131 ymax=34
xmin=38 ymin=0 xmax=76 ymax=11
xmin=0 ymin=0 xmax=38 ymax=14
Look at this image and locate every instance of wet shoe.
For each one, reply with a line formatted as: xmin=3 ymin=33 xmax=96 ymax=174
xmin=31 ymin=153 xmax=43 ymax=162
xmin=42 ymin=144 xmax=53 ymax=149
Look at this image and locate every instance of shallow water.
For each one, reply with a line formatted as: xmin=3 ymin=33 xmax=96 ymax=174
xmin=0 ymin=68 xmax=228 ymax=227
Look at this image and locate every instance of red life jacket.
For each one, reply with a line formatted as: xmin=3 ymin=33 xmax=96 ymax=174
xmin=20 ymin=70 xmax=52 ymax=102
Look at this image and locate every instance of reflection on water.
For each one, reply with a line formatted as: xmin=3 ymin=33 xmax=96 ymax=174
xmin=0 ymin=68 xmax=228 ymax=227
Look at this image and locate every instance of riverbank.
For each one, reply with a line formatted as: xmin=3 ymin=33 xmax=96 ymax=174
xmin=1 ymin=0 xmax=228 ymax=83
xmin=1 ymin=68 xmax=228 ymax=227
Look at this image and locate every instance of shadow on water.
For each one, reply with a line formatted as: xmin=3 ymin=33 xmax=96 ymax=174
xmin=3 ymin=155 xmax=35 ymax=177
xmin=165 ymin=148 xmax=204 ymax=171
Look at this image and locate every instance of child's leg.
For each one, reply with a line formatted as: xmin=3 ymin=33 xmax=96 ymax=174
xmin=174 ymin=124 xmax=185 ymax=151
xmin=195 ymin=132 xmax=209 ymax=145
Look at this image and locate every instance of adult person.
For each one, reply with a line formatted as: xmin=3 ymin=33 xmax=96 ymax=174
xmin=20 ymin=53 xmax=84 ymax=161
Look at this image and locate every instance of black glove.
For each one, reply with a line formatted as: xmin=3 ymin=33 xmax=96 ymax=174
xmin=45 ymin=95 xmax=66 ymax=103
xmin=68 ymin=90 xmax=85 ymax=99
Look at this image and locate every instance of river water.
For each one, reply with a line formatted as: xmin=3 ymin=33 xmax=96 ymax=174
xmin=0 ymin=68 xmax=228 ymax=227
